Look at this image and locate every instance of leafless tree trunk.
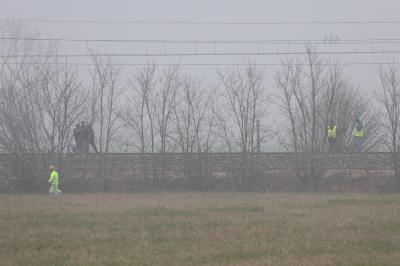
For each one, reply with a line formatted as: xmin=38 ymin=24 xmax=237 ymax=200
xmin=172 ymin=77 xmax=215 ymax=153
xmin=172 ymin=75 xmax=216 ymax=189
xmin=377 ymin=62 xmax=400 ymax=190
xmin=218 ymin=63 xmax=267 ymax=153
xmin=120 ymin=63 xmax=157 ymax=190
xmin=152 ymin=65 xmax=180 ymax=187
xmin=89 ymin=53 xmax=123 ymax=191
xmin=89 ymin=54 xmax=123 ymax=153
xmin=154 ymin=65 xmax=180 ymax=153
xmin=217 ymin=63 xmax=268 ymax=191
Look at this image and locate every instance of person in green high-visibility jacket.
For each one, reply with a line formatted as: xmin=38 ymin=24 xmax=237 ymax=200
xmin=327 ymin=120 xmax=337 ymax=152
xmin=352 ymin=118 xmax=364 ymax=153
xmin=48 ymin=165 xmax=61 ymax=195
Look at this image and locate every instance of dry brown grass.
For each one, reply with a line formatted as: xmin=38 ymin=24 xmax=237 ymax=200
xmin=1 ymin=193 xmax=400 ymax=265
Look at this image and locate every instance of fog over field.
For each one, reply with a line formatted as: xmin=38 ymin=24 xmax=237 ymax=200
xmin=2 ymin=2 xmax=400 ymax=265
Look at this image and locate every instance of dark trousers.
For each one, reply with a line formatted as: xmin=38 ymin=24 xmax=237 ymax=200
xmin=328 ymin=138 xmax=337 ymax=153
xmin=354 ymin=137 xmax=362 ymax=153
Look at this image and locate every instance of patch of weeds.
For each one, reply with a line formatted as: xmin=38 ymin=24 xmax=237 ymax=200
xmin=302 ymin=246 xmax=327 ymax=256
xmin=144 ymin=220 xmax=193 ymax=232
xmin=347 ymin=220 xmax=400 ymax=235
xmin=378 ymin=221 xmax=400 ymax=232
xmin=22 ymin=211 xmax=101 ymax=230
xmin=131 ymin=207 xmax=196 ymax=218
xmin=201 ymin=249 xmax=270 ymax=264
xmin=355 ymin=240 xmax=398 ymax=253
xmin=313 ymin=196 xmax=400 ymax=208
xmin=41 ymin=253 xmax=72 ymax=266
xmin=346 ymin=223 xmax=370 ymax=234
xmin=287 ymin=211 xmax=307 ymax=218
xmin=247 ymin=218 xmax=270 ymax=227
xmin=206 ymin=206 xmax=264 ymax=213
xmin=101 ymin=253 xmax=148 ymax=266
xmin=312 ymin=198 xmax=358 ymax=208
xmin=329 ymin=198 xmax=358 ymax=205
xmin=0 ymin=240 xmax=19 ymax=253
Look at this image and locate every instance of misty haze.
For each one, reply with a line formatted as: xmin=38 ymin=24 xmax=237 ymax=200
xmin=1 ymin=0 xmax=400 ymax=265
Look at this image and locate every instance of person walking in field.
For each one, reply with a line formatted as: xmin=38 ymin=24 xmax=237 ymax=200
xmin=327 ymin=120 xmax=337 ymax=152
xmin=352 ymin=118 xmax=364 ymax=153
xmin=48 ymin=165 xmax=61 ymax=195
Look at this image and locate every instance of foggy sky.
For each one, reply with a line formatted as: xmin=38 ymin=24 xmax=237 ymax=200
xmin=2 ymin=0 xmax=400 ymax=89
xmin=1 ymin=0 xmax=400 ymax=151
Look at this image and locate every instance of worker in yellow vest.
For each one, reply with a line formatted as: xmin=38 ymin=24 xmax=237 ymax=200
xmin=352 ymin=118 xmax=364 ymax=153
xmin=48 ymin=165 xmax=62 ymax=196
xmin=327 ymin=120 xmax=337 ymax=152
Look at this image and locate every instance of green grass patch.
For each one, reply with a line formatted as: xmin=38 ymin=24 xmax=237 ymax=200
xmin=313 ymin=195 xmax=400 ymax=208
xmin=131 ymin=207 xmax=197 ymax=218
xmin=1 ymin=193 xmax=400 ymax=265
xmin=355 ymin=240 xmax=398 ymax=253
xmin=201 ymin=249 xmax=270 ymax=264
xmin=206 ymin=206 xmax=264 ymax=213
xmin=378 ymin=221 xmax=400 ymax=232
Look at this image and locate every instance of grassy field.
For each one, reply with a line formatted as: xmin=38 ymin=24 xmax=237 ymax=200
xmin=1 ymin=193 xmax=400 ymax=266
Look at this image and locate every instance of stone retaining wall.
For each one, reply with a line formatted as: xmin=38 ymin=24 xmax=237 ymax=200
xmin=0 ymin=153 xmax=398 ymax=193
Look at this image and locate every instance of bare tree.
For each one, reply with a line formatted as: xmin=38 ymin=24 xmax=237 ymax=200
xmin=154 ymin=65 xmax=180 ymax=153
xmin=275 ymin=47 xmax=381 ymax=190
xmin=171 ymin=75 xmax=217 ymax=190
xmin=119 ymin=63 xmax=157 ymax=190
xmin=330 ymin=83 xmax=381 ymax=152
xmin=172 ymin=76 xmax=215 ymax=153
xmin=0 ymin=23 xmax=88 ymax=191
xmin=121 ymin=63 xmax=156 ymax=153
xmin=36 ymin=56 xmax=87 ymax=154
xmin=217 ymin=63 xmax=268 ymax=191
xmin=0 ymin=23 xmax=46 ymax=154
xmin=376 ymin=62 xmax=400 ymax=190
xmin=89 ymin=54 xmax=123 ymax=153
xmin=88 ymin=53 xmax=124 ymax=191
xmin=217 ymin=63 xmax=267 ymax=153
xmin=377 ymin=63 xmax=400 ymax=152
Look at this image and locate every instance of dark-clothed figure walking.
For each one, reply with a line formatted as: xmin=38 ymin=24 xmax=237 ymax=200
xmin=73 ymin=123 xmax=82 ymax=152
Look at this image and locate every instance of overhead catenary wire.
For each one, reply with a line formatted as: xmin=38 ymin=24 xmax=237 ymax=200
xmin=3 ymin=50 xmax=400 ymax=58
xmin=2 ymin=62 xmax=400 ymax=67
xmin=2 ymin=36 xmax=400 ymax=45
xmin=3 ymin=18 xmax=400 ymax=25
xmin=3 ymin=54 xmax=398 ymax=67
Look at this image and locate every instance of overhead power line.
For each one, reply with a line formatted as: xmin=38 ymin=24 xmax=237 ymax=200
xmin=2 ymin=36 xmax=400 ymax=45
xmin=3 ymin=62 xmax=400 ymax=67
xmin=2 ymin=50 xmax=400 ymax=58
xmin=2 ymin=19 xmax=400 ymax=25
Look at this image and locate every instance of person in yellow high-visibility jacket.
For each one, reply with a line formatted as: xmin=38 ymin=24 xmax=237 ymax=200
xmin=48 ymin=165 xmax=61 ymax=195
xmin=327 ymin=120 xmax=337 ymax=152
xmin=352 ymin=118 xmax=364 ymax=153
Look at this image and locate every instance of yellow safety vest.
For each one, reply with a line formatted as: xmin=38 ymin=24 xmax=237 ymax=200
xmin=49 ymin=170 xmax=59 ymax=185
xmin=327 ymin=125 xmax=337 ymax=138
xmin=352 ymin=128 xmax=364 ymax=138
